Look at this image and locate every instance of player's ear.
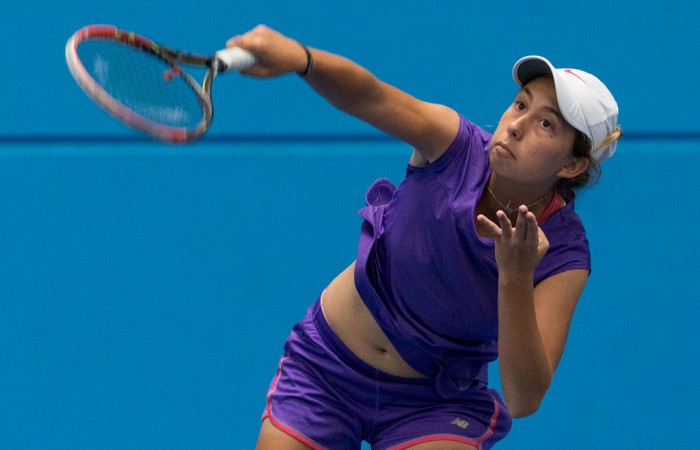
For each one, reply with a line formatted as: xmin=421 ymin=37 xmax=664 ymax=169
xmin=557 ymin=157 xmax=589 ymax=179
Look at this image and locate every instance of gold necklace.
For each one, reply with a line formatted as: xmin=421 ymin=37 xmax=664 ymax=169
xmin=486 ymin=186 xmax=550 ymax=214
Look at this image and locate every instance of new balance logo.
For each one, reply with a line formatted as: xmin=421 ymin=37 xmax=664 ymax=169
xmin=451 ymin=418 xmax=469 ymax=429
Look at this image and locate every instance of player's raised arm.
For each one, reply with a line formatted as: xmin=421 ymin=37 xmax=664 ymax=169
xmin=228 ymin=25 xmax=460 ymax=164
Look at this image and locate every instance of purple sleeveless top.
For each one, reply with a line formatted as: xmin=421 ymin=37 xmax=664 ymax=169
xmin=354 ymin=115 xmax=591 ymax=398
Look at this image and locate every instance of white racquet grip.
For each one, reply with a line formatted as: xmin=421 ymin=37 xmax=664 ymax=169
xmin=215 ymin=47 xmax=256 ymax=72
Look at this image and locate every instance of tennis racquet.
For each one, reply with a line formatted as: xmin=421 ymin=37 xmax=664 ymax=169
xmin=65 ymin=24 xmax=256 ymax=143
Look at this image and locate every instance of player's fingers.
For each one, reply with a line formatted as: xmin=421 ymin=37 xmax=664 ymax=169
xmin=514 ymin=206 xmax=529 ymax=241
xmin=225 ymin=36 xmax=242 ymax=48
xmin=476 ymin=214 xmax=503 ymax=239
xmin=496 ymin=210 xmax=513 ymax=239
xmin=525 ymin=210 xmax=539 ymax=242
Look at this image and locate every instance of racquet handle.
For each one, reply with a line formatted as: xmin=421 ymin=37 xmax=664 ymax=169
xmin=215 ymin=47 xmax=256 ymax=73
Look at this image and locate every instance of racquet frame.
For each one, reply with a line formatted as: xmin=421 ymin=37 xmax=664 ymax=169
xmin=66 ymin=24 xmax=220 ymax=142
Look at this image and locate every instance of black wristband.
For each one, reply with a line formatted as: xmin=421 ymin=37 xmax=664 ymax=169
xmin=296 ymin=42 xmax=313 ymax=77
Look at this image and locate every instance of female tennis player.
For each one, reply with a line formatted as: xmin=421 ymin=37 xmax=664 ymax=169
xmin=227 ymin=25 xmax=621 ymax=450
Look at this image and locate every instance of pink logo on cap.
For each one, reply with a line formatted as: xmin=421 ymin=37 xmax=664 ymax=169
xmin=564 ymin=69 xmax=589 ymax=86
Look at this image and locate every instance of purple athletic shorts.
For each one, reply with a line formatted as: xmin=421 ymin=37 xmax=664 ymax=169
xmin=261 ymin=297 xmax=512 ymax=449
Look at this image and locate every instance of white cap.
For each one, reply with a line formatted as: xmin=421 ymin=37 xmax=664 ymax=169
xmin=512 ymin=56 xmax=619 ymax=161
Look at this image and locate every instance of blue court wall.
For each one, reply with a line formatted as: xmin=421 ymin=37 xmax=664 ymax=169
xmin=1 ymin=1 xmax=699 ymax=449
xmin=2 ymin=0 xmax=699 ymax=137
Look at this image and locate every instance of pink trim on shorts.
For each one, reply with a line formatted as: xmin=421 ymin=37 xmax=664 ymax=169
xmin=390 ymin=435 xmax=480 ymax=450
xmin=261 ymin=356 xmax=325 ymax=450
xmin=388 ymin=398 xmax=502 ymax=450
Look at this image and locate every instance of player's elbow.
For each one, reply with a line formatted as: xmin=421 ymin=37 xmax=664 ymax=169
xmin=507 ymin=397 xmax=543 ymax=418
xmin=501 ymin=365 xmax=554 ymax=418
xmin=504 ymin=385 xmax=548 ymax=418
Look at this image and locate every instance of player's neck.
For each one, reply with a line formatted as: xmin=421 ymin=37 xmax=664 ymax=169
xmin=482 ymin=176 xmax=554 ymax=221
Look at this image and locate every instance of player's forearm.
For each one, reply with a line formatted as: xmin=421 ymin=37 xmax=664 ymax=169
xmin=497 ymin=274 xmax=553 ymax=418
xmin=301 ymin=48 xmax=389 ymax=122
xmin=301 ymin=48 xmax=458 ymax=159
xmin=230 ymin=25 xmax=456 ymax=155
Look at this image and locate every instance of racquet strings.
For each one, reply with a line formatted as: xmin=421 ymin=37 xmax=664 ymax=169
xmin=77 ymin=39 xmax=205 ymax=129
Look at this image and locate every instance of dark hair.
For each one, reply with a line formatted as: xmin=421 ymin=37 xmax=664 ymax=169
xmin=556 ymin=131 xmax=600 ymax=198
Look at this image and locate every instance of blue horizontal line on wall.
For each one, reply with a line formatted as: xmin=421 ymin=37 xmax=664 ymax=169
xmin=0 ymin=131 xmax=699 ymax=145
xmin=0 ymin=133 xmax=397 ymax=146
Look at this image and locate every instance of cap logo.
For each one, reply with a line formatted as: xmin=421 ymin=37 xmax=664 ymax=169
xmin=564 ymin=69 xmax=589 ymax=86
